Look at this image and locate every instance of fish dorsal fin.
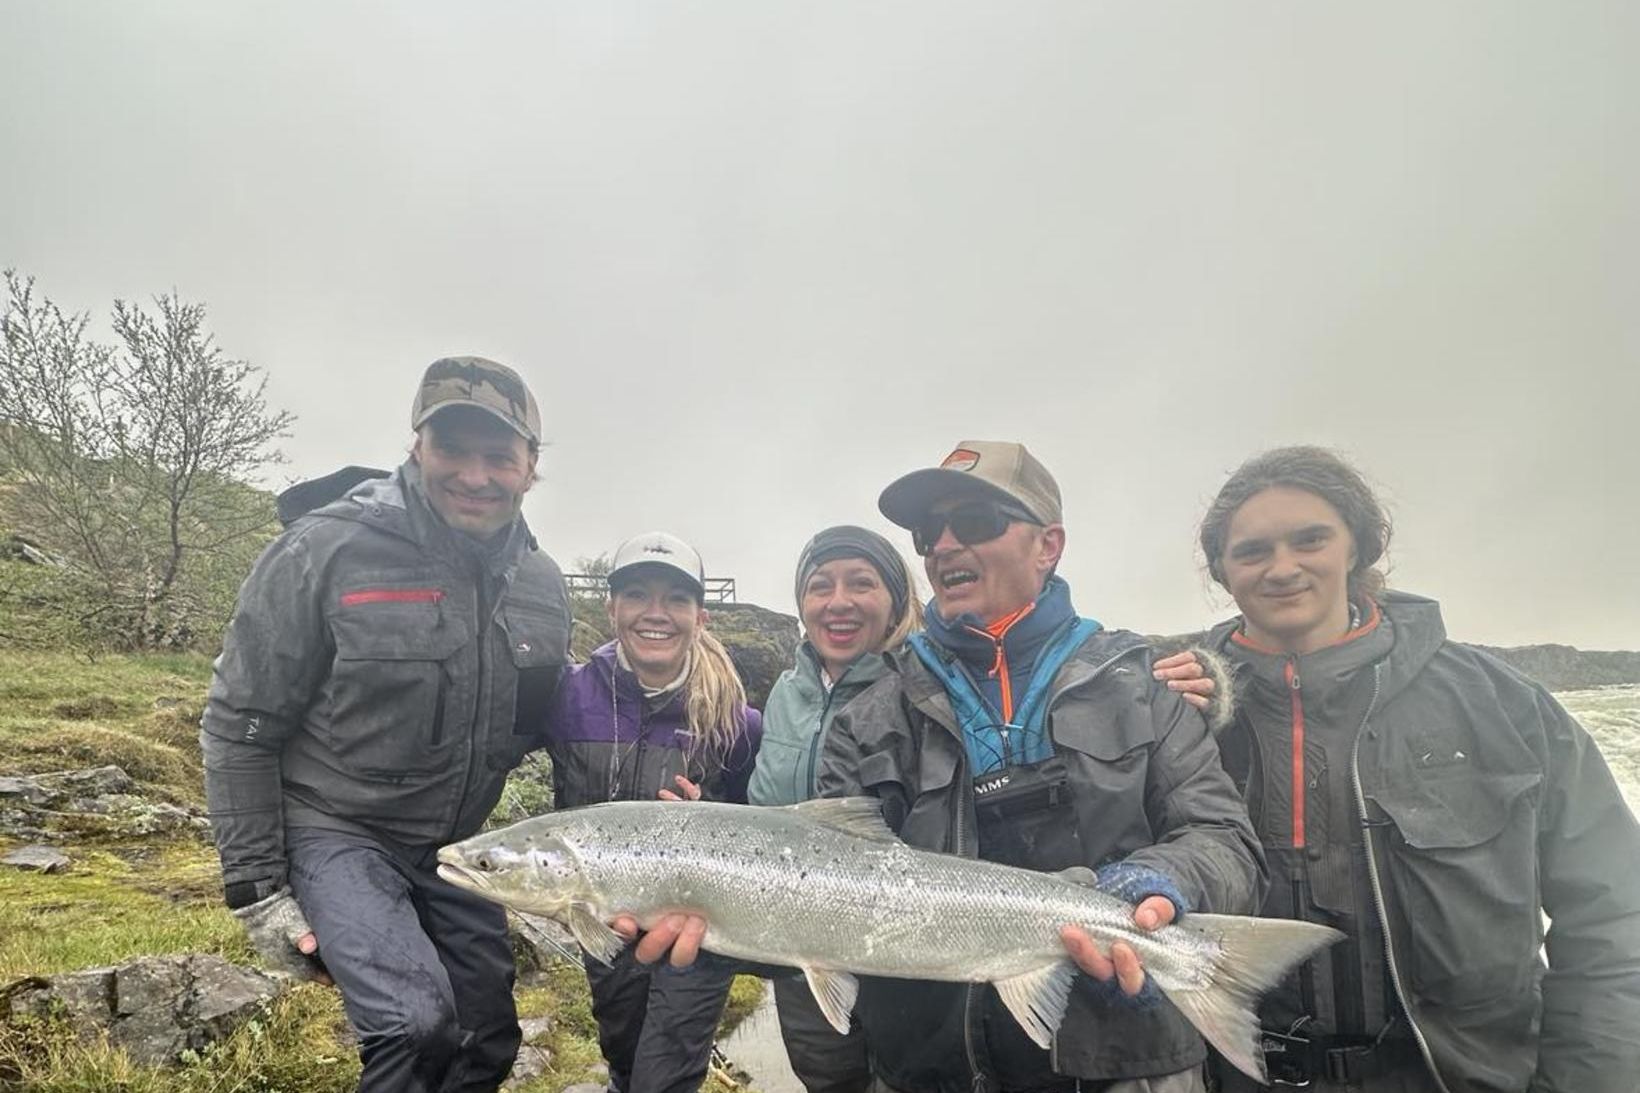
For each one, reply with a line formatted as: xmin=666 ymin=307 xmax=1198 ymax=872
xmin=801 ymin=965 xmax=860 ymax=1035
xmin=994 ymin=960 xmax=1077 ymax=1049
xmin=789 ymin=797 xmax=901 ymax=843
xmin=564 ymin=901 xmax=625 ymax=965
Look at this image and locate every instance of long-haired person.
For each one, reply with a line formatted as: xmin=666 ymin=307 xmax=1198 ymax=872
xmin=545 ymin=531 xmax=763 ymax=1093
xmin=1197 ymin=447 xmax=1640 ymax=1092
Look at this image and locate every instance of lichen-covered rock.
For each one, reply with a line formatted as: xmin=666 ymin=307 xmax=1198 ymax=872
xmin=0 ymin=845 xmax=70 ymax=873
xmin=0 ymin=766 xmax=209 ymax=842
xmin=30 ymin=765 xmax=136 ymax=800
xmin=0 ymin=954 xmax=285 ymax=1067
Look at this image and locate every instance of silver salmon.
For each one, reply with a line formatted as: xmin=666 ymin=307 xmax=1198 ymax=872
xmin=437 ymin=797 xmax=1338 ymax=1081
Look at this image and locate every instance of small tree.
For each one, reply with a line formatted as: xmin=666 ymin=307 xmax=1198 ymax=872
xmin=0 ymin=271 xmax=293 ymax=649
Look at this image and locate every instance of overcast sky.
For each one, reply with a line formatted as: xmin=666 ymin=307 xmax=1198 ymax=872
xmin=3 ymin=2 xmax=1636 ymax=649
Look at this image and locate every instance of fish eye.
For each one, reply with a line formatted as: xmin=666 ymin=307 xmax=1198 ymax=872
xmin=475 ymin=854 xmax=494 ymax=872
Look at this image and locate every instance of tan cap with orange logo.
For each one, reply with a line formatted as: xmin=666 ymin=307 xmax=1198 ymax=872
xmin=878 ymin=440 xmax=1063 ymax=528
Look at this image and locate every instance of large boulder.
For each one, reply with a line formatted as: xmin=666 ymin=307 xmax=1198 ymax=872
xmin=1 ymin=954 xmax=285 ymax=1066
xmin=708 ymin=602 xmax=800 ymax=711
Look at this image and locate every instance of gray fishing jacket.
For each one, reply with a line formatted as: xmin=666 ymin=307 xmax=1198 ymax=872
xmin=1209 ymin=590 xmax=1640 ymax=1093
xmin=817 ymin=624 xmax=1265 ymax=1090
xmin=201 ymin=463 xmax=571 ymax=903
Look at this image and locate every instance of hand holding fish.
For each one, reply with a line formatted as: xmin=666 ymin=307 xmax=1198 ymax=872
xmin=657 ymin=775 xmax=702 ymax=802
xmin=1060 ymin=894 xmax=1176 ymax=997
xmin=611 ymin=911 xmax=709 ymax=967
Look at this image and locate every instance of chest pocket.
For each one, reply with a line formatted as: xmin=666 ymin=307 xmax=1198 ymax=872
xmin=1051 ymin=698 xmax=1156 ymax=862
xmin=326 ymin=592 xmax=472 ymax=776
xmin=492 ymin=601 xmax=568 ymax=769
xmin=1369 ymin=768 xmax=1543 ymax=1005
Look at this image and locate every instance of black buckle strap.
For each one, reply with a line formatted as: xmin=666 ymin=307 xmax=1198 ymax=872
xmin=1260 ymin=1027 xmax=1404 ymax=1087
xmin=1324 ymin=1043 xmax=1388 ymax=1083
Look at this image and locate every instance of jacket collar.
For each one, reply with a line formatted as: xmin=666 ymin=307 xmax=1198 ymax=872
xmin=892 ymin=624 xmax=1148 ymax=735
xmin=921 ymin=574 xmax=1082 ymax=679
xmin=791 ymin=640 xmax=891 ymax=700
xmin=1209 ymin=589 xmax=1447 ymax=707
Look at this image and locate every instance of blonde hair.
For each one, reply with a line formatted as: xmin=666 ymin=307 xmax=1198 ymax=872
xmin=879 ymin=573 xmax=925 ymax=651
xmin=682 ymin=628 xmax=750 ymax=771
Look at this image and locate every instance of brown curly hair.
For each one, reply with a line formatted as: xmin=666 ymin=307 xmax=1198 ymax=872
xmin=1199 ymin=446 xmax=1393 ymax=599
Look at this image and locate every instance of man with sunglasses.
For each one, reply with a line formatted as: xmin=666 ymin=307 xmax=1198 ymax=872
xmin=817 ymin=440 xmax=1264 ymax=1093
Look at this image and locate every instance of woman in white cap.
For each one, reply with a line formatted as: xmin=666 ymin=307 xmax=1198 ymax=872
xmin=543 ymin=530 xmax=763 ymax=1093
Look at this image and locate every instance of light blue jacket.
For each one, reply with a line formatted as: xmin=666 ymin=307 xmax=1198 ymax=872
xmin=747 ymin=642 xmax=889 ymax=806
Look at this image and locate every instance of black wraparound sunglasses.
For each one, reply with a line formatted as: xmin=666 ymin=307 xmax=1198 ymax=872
xmin=912 ymin=500 xmax=1041 ymax=556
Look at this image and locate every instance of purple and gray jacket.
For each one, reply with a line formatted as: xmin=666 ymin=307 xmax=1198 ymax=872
xmin=543 ymin=641 xmax=763 ymax=809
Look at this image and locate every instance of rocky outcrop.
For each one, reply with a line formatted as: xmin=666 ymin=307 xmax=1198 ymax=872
xmin=0 ymin=765 xmax=208 ymax=842
xmin=1154 ymin=632 xmax=1640 ymax=696
xmin=708 ymin=603 xmax=801 ymax=710
xmin=1473 ymin=644 xmax=1640 ymax=692
xmin=1 ymin=954 xmax=285 ymax=1066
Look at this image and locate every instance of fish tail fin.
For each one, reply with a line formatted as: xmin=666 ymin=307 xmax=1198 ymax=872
xmin=1164 ymin=913 xmax=1342 ymax=1083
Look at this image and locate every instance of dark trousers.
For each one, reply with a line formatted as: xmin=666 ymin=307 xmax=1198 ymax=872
xmin=287 ymin=826 xmax=521 ymax=1093
xmin=773 ymin=975 xmax=874 ymax=1093
xmin=583 ymin=944 xmax=737 ymax=1093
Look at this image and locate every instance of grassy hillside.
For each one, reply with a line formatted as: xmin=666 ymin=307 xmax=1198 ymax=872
xmin=0 ymin=649 xmax=763 ymax=1092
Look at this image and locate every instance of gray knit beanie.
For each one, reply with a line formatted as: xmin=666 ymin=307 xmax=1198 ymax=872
xmin=794 ymin=525 xmax=911 ymax=622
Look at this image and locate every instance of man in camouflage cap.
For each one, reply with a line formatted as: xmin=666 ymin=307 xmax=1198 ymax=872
xmin=203 ymin=356 xmax=571 ymax=1092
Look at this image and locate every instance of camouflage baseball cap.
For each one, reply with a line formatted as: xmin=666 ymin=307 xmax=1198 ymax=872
xmin=879 ymin=440 xmax=1063 ymax=528
xmin=411 ymin=356 xmax=541 ymax=444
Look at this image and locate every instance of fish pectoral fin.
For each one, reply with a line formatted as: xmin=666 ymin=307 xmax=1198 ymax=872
xmin=563 ymin=903 xmax=625 ymax=965
xmin=801 ymin=966 xmax=859 ymax=1036
xmin=1054 ymin=865 xmax=1097 ymax=888
xmin=789 ymin=798 xmax=901 ymax=844
xmin=994 ymin=961 xmax=1077 ymax=1050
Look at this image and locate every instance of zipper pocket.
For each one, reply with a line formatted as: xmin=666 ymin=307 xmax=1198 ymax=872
xmin=430 ymin=669 xmax=449 ymax=748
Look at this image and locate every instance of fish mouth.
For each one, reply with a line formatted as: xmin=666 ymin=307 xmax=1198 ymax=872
xmin=436 ymin=861 xmax=489 ymax=892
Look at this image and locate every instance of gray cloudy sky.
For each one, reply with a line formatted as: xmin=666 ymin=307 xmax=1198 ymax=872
xmin=3 ymin=2 xmax=1636 ymax=649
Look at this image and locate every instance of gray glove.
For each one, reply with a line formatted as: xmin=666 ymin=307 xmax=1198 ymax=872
xmin=233 ymin=886 xmax=328 ymax=982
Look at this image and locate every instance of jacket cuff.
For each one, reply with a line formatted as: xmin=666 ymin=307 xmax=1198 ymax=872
xmin=223 ymin=875 xmax=286 ymax=910
xmin=1094 ymin=861 xmax=1191 ymax=918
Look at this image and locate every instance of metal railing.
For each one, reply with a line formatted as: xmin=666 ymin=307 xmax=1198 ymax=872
xmin=565 ymin=574 xmax=737 ymax=604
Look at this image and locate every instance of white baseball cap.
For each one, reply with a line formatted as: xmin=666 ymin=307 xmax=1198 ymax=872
xmin=607 ymin=531 xmax=706 ymax=599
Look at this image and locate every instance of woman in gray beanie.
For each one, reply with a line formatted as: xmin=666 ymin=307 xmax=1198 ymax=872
xmin=746 ymin=524 xmax=920 ymax=1092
